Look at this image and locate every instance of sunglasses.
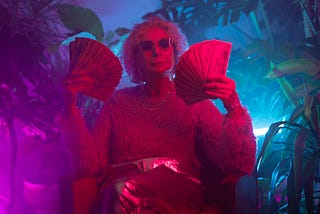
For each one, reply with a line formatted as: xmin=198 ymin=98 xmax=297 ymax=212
xmin=139 ymin=38 xmax=172 ymax=51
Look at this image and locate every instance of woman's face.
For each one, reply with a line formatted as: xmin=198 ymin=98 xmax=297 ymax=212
xmin=137 ymin=27 xmax=174 ymax=79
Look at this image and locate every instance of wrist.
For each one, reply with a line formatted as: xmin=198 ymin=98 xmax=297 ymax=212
xmin=62 ymin=93 xmax=77 ymax=117
xmin=223 ymin=92 xmax=244 ymax=113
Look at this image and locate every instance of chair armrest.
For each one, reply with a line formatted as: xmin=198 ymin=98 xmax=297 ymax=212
xmin=59 ymin=176 xmax=97 ymax=214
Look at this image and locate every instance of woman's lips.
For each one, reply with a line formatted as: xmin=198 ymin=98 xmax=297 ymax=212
xmin=151 ymin=61 xmax=164 ymax=65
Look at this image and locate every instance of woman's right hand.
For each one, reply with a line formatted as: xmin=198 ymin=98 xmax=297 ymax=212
xmin=62 ymin=73 xmax=94 ymax=115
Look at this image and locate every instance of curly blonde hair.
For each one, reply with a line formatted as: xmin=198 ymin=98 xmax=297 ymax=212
xmin=120 ymin=15 xmax=188 ymax=84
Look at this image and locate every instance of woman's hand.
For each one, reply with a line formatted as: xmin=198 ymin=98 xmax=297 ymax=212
xmin=202 ymin=76 xmax=236 ymax=103
xmin=62 ymin=73 xmax=94 ymax=115
xmin=202 ymin=76 xmax=243 ymax=114
xmin=63 ymin=72 xmax=95 ymax=95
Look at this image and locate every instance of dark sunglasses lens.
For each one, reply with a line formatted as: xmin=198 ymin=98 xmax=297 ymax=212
xmin=140 ymin=41 xmax=153 ymax=50
xmin=140 ymin=38 xmax=171 ymax=50
xmin=158 ymin=38 xmax=170 ymax=49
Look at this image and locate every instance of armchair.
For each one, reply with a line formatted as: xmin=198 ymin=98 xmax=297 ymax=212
xmin=59 ymin=169 xmax=257 ymax=214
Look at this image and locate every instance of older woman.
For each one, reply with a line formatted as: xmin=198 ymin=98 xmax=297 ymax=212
xmin=61 ymin=16 xmax=256 ymax=213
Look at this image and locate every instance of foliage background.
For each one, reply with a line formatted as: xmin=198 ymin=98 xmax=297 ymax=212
xmin=0 ymin=0 xmax=319 ymax=213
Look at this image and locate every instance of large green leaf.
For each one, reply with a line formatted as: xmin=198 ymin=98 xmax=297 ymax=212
xmin=294 ymin=78 xmax=320 ymax=97
xmin=277 ymin=77 xmax=301 ymax=108
xmin=302 ymin=148 xmax=320 ymax=184
xmin=310 ymin=104 xmax=320 ymax=142
xmin=302 ymin=148 xmax=320 ymax=213
xmin=289 ymin=105 xmax=304 ymax=122
xmin=267 ymin=159 xmax=290 ymax=211
xmin=304 ymin=95 xmax=314 ymax=122
xmin=293 ymin=128 xmax=308 ymax=202
xmin=266 ymin=58 xmax=320 ymax=79
xmin=287 ymin=161 xmax=300 ymax=214
xmin=256 ymin=121 xmax=286 ymax=170
xmin=303 ymin=171 xmax=314 ymax=214
xmin=57 ymin=3 xmax=104 ymax=41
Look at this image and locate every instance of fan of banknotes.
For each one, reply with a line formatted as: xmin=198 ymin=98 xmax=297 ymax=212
xmin=65 ymin=37 xmax=122 ymax=101
xmin=174 ymin=39 xmax=232 ymax=104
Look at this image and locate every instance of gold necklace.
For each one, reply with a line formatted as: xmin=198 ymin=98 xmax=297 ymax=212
xmin=140 ymin=84 xmax=173 ymax=110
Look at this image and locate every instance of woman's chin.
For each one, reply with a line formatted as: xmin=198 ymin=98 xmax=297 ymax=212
xmin=149 ymin=71 xmax=171 ymax=80
xmin=150 ymin=67 xmax=172 ymax=75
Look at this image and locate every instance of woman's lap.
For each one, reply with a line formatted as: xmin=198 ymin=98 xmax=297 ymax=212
xmin=99 ymin=165 xmax=204 ymax=214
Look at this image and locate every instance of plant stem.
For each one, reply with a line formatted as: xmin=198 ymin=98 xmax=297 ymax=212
xmin=5 ymin=116 xmax=17 ymax=214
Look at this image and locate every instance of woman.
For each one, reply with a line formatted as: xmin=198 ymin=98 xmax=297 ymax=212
xmin=61 ymin=16 xmax=256 ymax=213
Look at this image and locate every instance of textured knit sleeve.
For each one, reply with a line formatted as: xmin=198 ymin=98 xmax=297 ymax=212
xmin=59 ymin=102 xmax=112 ymax=176
xmin=192 ymin=100 xmax=256 ymax=182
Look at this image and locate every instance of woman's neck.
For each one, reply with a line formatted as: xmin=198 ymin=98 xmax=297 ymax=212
xmin=144 ymin=76 xmax=172 ymax=99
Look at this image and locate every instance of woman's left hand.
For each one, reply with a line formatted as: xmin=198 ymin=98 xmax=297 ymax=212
xmin=202 ymin=76 xmax=236 ymax=103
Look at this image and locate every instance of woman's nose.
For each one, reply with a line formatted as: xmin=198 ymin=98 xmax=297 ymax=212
xmin=152 ymin=45 xmax=161 ymax=56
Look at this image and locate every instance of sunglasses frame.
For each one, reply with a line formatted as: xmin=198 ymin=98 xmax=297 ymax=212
xmin=139 ymin=38 xmax=172 ymax=51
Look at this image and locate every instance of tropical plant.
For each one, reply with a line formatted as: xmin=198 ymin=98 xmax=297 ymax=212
xmin=0 ymin=1 xmax=130 ymax=212
xmin=56 ymin=3 xmax=131 ymax=128
xmin=257 ymin=58 xmax=320 ymax=213
xmin=143 ymin=0 xmax=258 ymax=44
xmin=0 ymin=0 xmax=68 ymax=212
xmin=250 ymin=1 xmax=320 ymax=213
xmin=150 ymin=0 xmax=320 ymax=213
xmin=1 ymin=0 xmax=318 ymax=213
xmin=56 ymin=0 xmax=320 ymax=213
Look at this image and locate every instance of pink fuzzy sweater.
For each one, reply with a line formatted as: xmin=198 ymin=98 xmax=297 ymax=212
xmin=61 ymin=85 xmax=256 ymax=181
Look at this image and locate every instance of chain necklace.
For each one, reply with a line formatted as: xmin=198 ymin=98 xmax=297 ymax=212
xmin=140 ymin=84 xmax=174 ymax=110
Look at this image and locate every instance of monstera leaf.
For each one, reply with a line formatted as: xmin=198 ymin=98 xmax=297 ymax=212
xmin=145 ymin=0 xmax=258 ymax=44
xmin=57 ymin=3 xmax=104 ymax=41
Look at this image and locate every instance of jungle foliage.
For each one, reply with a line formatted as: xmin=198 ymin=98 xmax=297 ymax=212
xmin=0 ymin=0 xmax=319 ymax=213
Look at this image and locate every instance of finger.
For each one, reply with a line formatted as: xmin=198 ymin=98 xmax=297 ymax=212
xmin=206 ymin=77 xmax=235 ymax=86
xmin=206 ymin=76 xmax=232 ymax=82
xmin=65 ymin=83 xmax=90 ymax=93
xmin=202 ymin=82 xmax=235 ymax=91
xmin=203 ymin=88 xmax=232 ymax=95
xmin=203 ymin=88 xmax=234 ymax=100
xmin=63 ymin=76 xmax=94 ymax=86
xmin=63 ymin=77 xmax=94 ymax=94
